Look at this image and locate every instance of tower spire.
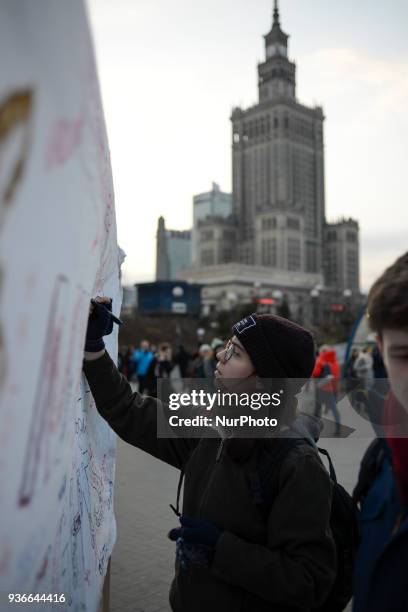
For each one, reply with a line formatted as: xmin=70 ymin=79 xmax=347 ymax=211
xmin=273 ymin=0 xmax=280 ymax=26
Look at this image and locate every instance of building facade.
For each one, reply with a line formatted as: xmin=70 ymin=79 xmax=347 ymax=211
xmin=156 ymin=216 xmax=191 ymax=281
xmin=136 ymin=281 xmax=201 ymax=316
xmin=192 ymin=182 xmax=233 ymax=265
xmin=231 ymin=3 xmax=325 ymax=276
xmin=181 ymin=2 xmax=361 ymax=324
xmin=323 ymin=218 xmax=360 ymax=292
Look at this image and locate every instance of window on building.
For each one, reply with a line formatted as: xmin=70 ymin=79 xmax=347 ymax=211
xmin=201 ymin=230 xmax=214 ymax=241
xmin=346 ymin=231 xmax=356 ymax=243
xmin=221 ymin=248 xmax=232 ymax=263
xmin=326 ymin=230 xmax=337 ymax=242
xmin=274 ymin=117 xmax=278 ymax=128
xmin=261 ymin=238 xmax=277 ymax=266
xmin=287 ymin=217 xmax=300 ymax=230
xmin=306 ymin=243 xmax=317 ymax=272
xmin=201 ymin=249 xmax=214 ymax=266
xmin=287 ymin=238 xmax=301 ymax=270
xmin=261 ymin=217 xmax=276 ymax=230
xmin=240 ymin=246 xmax=251 ymax=264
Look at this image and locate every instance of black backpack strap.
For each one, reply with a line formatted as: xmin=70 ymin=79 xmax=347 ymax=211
xmin=317 ymin=447 xmax=337 ymax=483
xmin=170 ymin=467 xmax=184 ymax=517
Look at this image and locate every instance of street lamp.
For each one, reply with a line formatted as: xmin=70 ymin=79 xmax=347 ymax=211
xmin=253 ymin=281 xmax=262 ymax=297
xmin=227 ymin=291 xmax=239 ymax=328
xmin=310 ymin=287 xmax=320 ymax=326
xmin=226 ymin=292 xmax=238 ymax=308
xmin=342 ymin=288 xmax=353 ymax=335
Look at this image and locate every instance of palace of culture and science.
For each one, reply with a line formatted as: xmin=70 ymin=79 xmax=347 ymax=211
xmin=156 ymin=2 xmax=361 ymax=322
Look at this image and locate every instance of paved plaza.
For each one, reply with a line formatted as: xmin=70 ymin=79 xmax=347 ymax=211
xmin=109 ymin=395 xmax=372 ymax=612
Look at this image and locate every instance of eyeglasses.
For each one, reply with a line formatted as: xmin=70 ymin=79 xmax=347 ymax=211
xmin=219 ymin=339 xmax=234 ymax=363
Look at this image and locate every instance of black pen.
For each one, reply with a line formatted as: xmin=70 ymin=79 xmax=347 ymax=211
xmin=91 ymin=299 xmax=123 ymax=325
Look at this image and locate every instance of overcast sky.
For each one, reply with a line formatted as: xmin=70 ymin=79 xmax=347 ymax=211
xmin=87 ymin=0 xmax=408 ymax=292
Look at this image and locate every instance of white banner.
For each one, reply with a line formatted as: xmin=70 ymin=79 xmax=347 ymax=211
xmin=0 ymin=2 xmax=120 ymax=610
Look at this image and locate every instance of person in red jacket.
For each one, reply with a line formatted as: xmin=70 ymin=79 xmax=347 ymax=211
xmin=312 ymin=346 xmax=341 ymax=436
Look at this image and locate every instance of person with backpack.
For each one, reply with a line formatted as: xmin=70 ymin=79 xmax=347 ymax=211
xmin=83 ymin=304 xmax=338 ymax=612
xmin=353 ymin=252 xmax=408 ymax=612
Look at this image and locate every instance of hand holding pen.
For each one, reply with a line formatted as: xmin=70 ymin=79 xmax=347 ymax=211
xmin=85 ymin=296 xmax=122 ymax=353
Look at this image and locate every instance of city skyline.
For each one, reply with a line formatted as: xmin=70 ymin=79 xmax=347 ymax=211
xmin=88 ymin=0 xmax=408 ymax=292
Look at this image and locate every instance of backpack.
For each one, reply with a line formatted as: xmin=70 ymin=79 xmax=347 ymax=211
xmin=249 ymin=438 xmax=359 ymax=612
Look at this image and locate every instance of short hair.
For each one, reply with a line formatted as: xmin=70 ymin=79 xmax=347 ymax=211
xmin=367 ymin=251 xmax=408 ymax=333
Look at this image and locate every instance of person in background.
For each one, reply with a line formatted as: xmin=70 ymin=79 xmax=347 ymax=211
xmin=211 ymin=338 xmax=225 ymax=362
xmin=191 ymin=344 xmax=214 ymax=380
xmin=132 ymin=339 xmax=154 ymax=394
xmin=146 ymin=342 xmax=173 ymax=397
xmin=201 ymin=344 xmax=216 ymax=380
xmin=354 ymin=347 xmax=374 ymax=392
xmin=173 ymin=344 xmax=191 ymax=378
xmin=344 ymin=347 xmax=359 ymax=391
xmin=122 ymin=346 xmax=134 ymax=380
xmin=353 ymin=251 xmax=408 ymax=612
xmin=312 ymin=345 xmax=341 ymax=436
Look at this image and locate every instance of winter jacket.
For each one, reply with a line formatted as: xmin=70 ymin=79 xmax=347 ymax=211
xmin=312 ymin=349 xmax=340 ymax=394
xmin=353 ymin=442 xmax=408 ymax=612
xmin=132 ymin=349 xmax=154 ymax=376
xmin=83 ymin=351 xmax=337 ymax=612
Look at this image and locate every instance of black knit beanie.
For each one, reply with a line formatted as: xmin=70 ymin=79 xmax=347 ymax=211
xmin=232 ymin=313 xmax=315 ymax=380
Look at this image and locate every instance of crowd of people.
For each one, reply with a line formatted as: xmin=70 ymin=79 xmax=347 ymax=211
xmin=118 ymin=335 xmax=387 ymax=439
xmin=117 ymin=338 xmax=226 ymax=396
